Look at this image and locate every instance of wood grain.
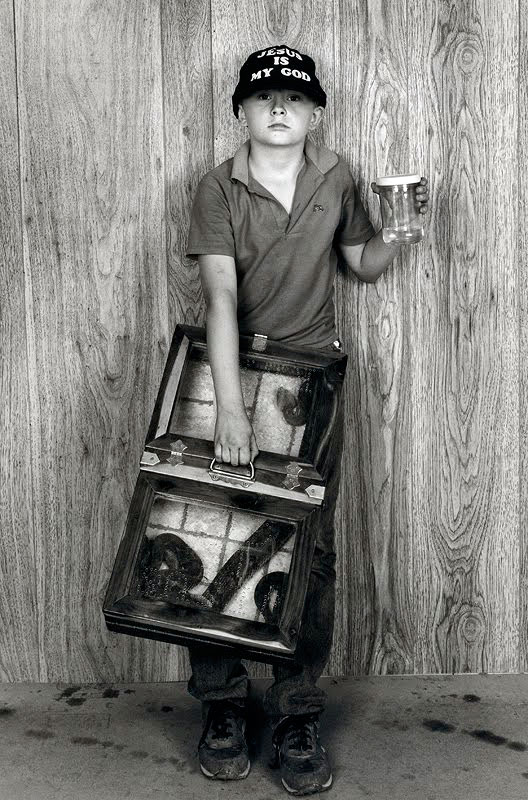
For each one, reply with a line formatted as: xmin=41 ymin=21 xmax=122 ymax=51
xmin=0 ymin=0 xmax=40 ymax=680
xmin=1 ymin=0 xmax=523 ymax=683
xmin=333 ymin=0 xmax=413 ymax=676
xmin=15 ymin=0 xmax=168 ymax=681
xmin=162 ymin=0 xmax=212 ymax=330
xmin=408 ymin=0 xmax=519 ymax=673
xmin=520 ymin=0 xmax=528 ymax=673
xmin=156 ymin=0 xmax=214 ymax=686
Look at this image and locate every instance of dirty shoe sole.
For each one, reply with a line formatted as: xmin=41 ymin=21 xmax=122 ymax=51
xmin=281 ymin=773 xmax=333 ymax=795
xmin=200 ymin=759 xmax=251 ymax=780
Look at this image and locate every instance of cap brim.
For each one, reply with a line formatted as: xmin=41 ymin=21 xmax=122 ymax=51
xmin=233 ymin=79 xmax=326 ymax=116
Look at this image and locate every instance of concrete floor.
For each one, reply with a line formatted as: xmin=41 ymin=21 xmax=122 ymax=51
xmin=1 ymin=674 xmax=528 ymax=799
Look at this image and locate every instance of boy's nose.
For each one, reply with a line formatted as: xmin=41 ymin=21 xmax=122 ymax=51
xmin=271 ymin=105 xmax=286 ymax=115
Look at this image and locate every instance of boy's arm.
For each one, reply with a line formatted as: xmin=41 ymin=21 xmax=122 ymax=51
xmin=197 ymin=254 xmax=259 ymax=467
xmin=339 ymin=234 xmax=401 ymax=284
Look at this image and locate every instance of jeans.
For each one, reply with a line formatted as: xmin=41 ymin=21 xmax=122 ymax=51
xmin=187 ymin=340 xmax=345 ymax=722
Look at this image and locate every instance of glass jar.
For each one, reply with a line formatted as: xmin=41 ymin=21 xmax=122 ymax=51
xmin=376 ymin=173 xmax=424 ymax=244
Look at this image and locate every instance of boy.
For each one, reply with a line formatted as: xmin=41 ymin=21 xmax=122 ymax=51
xmin=185 ymin=45 xmax=428 ymax=795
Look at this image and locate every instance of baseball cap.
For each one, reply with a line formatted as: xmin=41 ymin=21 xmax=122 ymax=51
xmin=232 ymin=45 xmax=327 ymax=117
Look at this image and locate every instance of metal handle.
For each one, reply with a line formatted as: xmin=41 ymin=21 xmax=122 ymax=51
xmin=209 ymin=458 xmax=255 ymax=482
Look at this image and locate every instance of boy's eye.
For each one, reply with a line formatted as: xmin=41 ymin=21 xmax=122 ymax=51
xmin=254 ymin=92 xmax=303 ymax=102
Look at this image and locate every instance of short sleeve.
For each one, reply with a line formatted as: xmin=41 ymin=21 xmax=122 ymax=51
xmin=186 ymin=175 xmax=235 ymax=260
xmin=334 ymin=172 xmax=375 ymax=246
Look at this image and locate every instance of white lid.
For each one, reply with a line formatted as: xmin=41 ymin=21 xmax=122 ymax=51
xmin=375 ymin=173 xmax=421 ymax=186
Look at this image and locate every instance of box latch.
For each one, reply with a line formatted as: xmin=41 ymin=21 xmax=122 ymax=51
xmin=140 ymin=451 xmax=161 ymax=467
xmin=305 ymin=484 xmax=325 ymax=501
xmin=252 ymin=333 xmax=268 ymax=352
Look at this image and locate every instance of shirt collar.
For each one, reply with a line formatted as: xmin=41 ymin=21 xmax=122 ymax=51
xmin=230 ymin=138 xmax=339 ymax=186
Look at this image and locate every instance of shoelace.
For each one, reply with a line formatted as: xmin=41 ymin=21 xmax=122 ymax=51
xmin=202 ymin=703 xmax=245 ymax=744
xmin=272 ymin=714 xmax=319 ymax=759
xmin=210 ymin=709 xmax=237 ymax=740
xmin=284 ymin=720 xmax=317 ymax=754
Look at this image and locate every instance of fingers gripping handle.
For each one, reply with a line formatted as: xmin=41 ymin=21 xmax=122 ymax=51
xmin=208 ymin=458 xmax=255 ymax=487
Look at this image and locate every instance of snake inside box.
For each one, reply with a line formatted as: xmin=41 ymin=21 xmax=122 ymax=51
xmin=169 ymin=347 xmax=315 ymax=458
xmin=103 ymin=470 xmax=319 ymax=660
xmin=130 ymin=491 xmax=295 ymax=625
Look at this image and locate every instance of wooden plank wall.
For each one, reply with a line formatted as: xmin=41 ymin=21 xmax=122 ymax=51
xmin=0 ymin=0 xmax=39 ymax=681
xmin=0 ymin=0 xmax=523 ymax=681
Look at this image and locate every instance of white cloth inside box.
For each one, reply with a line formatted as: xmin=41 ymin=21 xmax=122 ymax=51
xmin=169 ymin=359 xmax=312 ymax=457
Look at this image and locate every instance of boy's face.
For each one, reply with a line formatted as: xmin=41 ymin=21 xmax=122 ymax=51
xmin=238 ymin=88 xmax=324 ymax=147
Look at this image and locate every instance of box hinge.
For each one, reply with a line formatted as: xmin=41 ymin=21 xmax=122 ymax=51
xmin=167 ymin=438 xmax=187 ymax=466
xmin=283 ymin=462 xmax=303 ymax=490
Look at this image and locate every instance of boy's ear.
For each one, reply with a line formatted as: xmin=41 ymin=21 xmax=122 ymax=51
xmin=309 ymin=105 xmax=325 ymax=130
xmin=238 ymin=104 xmax=247 ymax=124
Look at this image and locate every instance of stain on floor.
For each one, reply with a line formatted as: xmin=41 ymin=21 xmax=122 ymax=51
xmin=422 ymin=719 xmax=456 ymax=733
xmin=372 ymin=718 xmax=409 ymax=731
xmin=56 ymin=686 xmax=82 ymax=701
xmin=466 ymin=729 xmax=507 ymax=746
xmin=507 ymin=741 xmax=527 ymax=751
xmin=71 ymin=736 xmax=99 ymax=746
xmin=25 ymin=729 xmax=55 ymax=739
xmin=66 ymin=696 xmax=87 ymax=706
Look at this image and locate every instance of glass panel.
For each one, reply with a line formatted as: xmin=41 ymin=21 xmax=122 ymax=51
xmin=168 ymin=348 xmax=317 ymax=457
xmin=130 ymin=493 xmax=296 ymax=624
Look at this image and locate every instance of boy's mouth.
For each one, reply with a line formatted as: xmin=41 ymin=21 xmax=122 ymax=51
xmin=269 ymin=123 xmax=290 ymax=129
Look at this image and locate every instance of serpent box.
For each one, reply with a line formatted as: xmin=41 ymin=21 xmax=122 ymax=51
xmin=103 ymin=325 xmax=347 ymax=664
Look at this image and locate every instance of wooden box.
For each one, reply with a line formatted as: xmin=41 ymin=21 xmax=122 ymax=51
xmin=103 ymin=325 xmax=347 ymax=664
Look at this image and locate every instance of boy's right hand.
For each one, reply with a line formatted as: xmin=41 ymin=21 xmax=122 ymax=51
xmin=214 ymin=407 xmax=259 ymax=466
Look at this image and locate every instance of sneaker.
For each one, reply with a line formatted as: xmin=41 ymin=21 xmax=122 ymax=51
xmin=198 ymin=700 xmax=250 ymax=780
xmin=271 ymin=714 xmax=332 ymax=796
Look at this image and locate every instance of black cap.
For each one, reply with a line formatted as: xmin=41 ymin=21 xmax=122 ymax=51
xmin=232 ymin=45 xmax=327 ymax=118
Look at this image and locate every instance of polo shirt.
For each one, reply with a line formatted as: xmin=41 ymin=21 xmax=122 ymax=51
xmin=186 ymin=138 xmax=375 ymax=349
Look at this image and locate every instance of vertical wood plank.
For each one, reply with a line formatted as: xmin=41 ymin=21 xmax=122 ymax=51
xmin=333 ymin=0 xmax=414 ymax=675
xmin=518 ymin=0 xmax=527 ymax=672
xmin=408 ymin=0 xmax=519 ymax=673
xmin=160 ymin=0 xmax=213 ymax=680
xmin=0 ymin=0 xmax=40 ymax=680
xmin=15 ymin=0 xmax=169 ymax=681
xmin=162 ymin=0 xmax=212 ymax=331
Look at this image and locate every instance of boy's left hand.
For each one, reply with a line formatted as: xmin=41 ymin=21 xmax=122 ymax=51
xmin=371 ymin=177 xmax=429 ymax=215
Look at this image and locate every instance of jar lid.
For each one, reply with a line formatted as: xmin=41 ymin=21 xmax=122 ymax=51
xmin=375 ymin=173 xmax=421 ymax=186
